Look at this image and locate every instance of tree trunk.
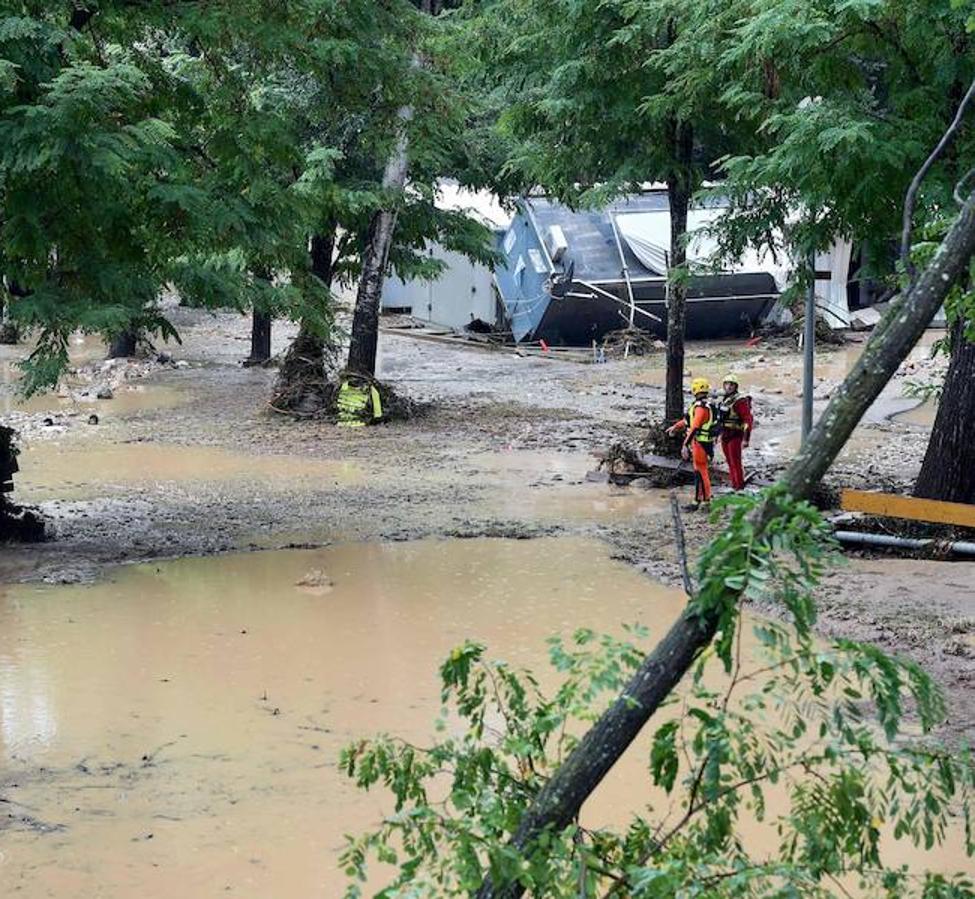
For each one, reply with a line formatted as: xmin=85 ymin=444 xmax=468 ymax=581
xmin=272 ymin=228 xmax=337 ymax=413
xmin=345 ymin=117 xmax=412 ymax=376
xmin=245 ymin=265 xmax=274 ymax=365
xmin=475 ymin=188 xmax=975 ymax=899
xmin=246 ymin=309 xmax=272 ymax=365
xmin=664 ymin=120 xmax=693 ymax=427
xmin=914 ymin=317 xmax=975 ymax=502
xmin=108 ymin=328 xmax=138 ymax=358
xmin=0 ymin=295 xmax=19 ymax=344
xmin=345 ymin=0 xmax=438 ymax=377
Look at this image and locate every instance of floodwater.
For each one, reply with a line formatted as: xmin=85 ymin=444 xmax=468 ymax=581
xmin=492 ymin=483 xmax=669 ymax=522
xmin=15 ymin=442 xmax=364 ymax=502
xmin=0 ymin=383 xmax=185 ymax=417
xmin=0 ymin=538 xmax=969 ymax=897
xmin=0 ymin=538 xmax=680 ymax=897
xmin=894 ymin=398 xmax=938 ymax=429
xmin=627 ymin=331 xmax=940 ymax=397
xmin=0 ymin=332 xmax=187 ymax=418
xmin=465 ymin=449 xmax=670 ymax=522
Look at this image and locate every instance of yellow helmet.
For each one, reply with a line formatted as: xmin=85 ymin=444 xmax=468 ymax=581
xmin=722 ymin=373 xmax=740 ymax=387
xmin=690 ymin=377 xmax=711 ymax=395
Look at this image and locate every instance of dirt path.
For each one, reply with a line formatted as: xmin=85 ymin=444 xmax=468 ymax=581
xmin=0 ymin=308 xmax=971 ymax=742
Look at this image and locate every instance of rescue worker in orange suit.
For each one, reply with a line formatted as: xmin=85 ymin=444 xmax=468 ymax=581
xmin=719 ymin=374 xmax=753 ymax=491
xmin=665 ymin=377 xmax=715 ymax=511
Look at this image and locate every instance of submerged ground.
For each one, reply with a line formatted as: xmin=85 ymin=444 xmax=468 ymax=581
xmin=0 ymin=308 xmax=972 ymax=895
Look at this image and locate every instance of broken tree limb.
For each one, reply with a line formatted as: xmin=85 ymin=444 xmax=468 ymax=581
xmin=670 ymin=492 xmax=695 ymax=597
xmin=475 ymin=186 xmax=975 ymax=899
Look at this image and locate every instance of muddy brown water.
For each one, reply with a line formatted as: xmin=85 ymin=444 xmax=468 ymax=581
xmin=894 ymin=398 xmax=938 ymax=429
xmin=15 ymin=442 xmax=365 ymax=502
xmin=0 ymin=383 xmax=185 ymax=418
xmin=465 ymin=449 xmax=670 ymax=521
xmin=0 ymin=537 xmax=969 ymax=897
xmin=0 ymin=538 xmax=678 ymax=897
xmin=628 ymin=332 xmax=940 ymax=397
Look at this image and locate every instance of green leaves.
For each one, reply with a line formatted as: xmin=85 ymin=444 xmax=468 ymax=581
xmin=343 ymin=586 xmax=973 ymax=896
xmin=0 ymin=0 xmax=473 ymax=393
xmin=650 ymin=720 xmax=680 ymax=792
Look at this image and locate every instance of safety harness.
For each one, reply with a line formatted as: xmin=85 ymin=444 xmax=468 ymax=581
xmin=718 ymin=392 xmax=752 ymax=433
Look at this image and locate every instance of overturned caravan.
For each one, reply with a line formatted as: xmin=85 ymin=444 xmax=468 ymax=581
xmin=494 ymin=191 xmax=783 ymax=345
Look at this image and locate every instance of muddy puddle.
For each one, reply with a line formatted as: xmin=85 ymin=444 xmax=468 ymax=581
xmin=491 ymin=483 xmax=668 ymax=523
xmin=894 ymin=398 xmax=938 ymax=429
xmin=0 ymin=383 xmax=185 ymax=418
xmin=0 ymin=538 xmax=678 ymax=897
xmin=0 ymin=537 xmax=968 ymax=897
xmin=15 ymin=442 xmax=364 ymax=502
xmin=0 ymin=334 xmax=108 ymax=372
xmin=458 ymin=450 xmax=670 ymax=522
xmin=624 ymin=331 xmax=940 ymax=396
xmin=0 ymin=334 xmax=187 ymax=420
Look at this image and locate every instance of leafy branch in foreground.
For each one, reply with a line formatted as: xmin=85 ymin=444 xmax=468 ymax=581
xmin=340 ymin=492 xmax=974 ymax=898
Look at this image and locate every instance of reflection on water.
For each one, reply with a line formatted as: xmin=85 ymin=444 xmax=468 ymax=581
xmin=16 ymin=442 xmax=364 ymax=501
xmin=0 ymin=538 xmax=967 ymax=897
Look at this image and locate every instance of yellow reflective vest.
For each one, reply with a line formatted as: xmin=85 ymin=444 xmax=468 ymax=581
xmin=685 ymin=399 xmax=715 ymax=444
xmin=337 ymin=380 xmax=383 ymax=428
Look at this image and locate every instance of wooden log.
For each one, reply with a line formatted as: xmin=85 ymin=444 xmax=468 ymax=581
xmin=841 ymin=488 xmax=975 ymax=528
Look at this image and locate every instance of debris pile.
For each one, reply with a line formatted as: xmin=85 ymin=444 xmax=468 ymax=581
xmin=601 ymin=328 xmax=664 ymax=359
xmin=598 ymin=441 xmax=695 ymax=488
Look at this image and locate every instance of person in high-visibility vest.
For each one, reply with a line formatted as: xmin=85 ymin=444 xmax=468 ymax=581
xmin=666 ymin=377 xmax=715 ymax=510
xmin=336 ymin=374 xmax=384 ymax=428
xmin=718 ymin=373 xmax=753 ymax=490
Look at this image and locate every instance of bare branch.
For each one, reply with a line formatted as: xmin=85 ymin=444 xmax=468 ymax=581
xmin=900 ymin=75 xmax=975 ymax=280
xmin=669 ymin=492 xmax=695 ymax=597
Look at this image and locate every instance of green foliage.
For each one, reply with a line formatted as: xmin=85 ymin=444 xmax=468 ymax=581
xmin=0 ymin=0 xmax=499 ymax=393
xmin=342 ymin=491 xmax=974 ymax=897
xmin=692 ymin=487 xmax=833 ymax=669
xmin=685 ymin=0 xmax=975 ymax=265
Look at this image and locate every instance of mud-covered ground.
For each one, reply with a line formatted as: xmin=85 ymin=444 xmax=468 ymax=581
xmin=0 ymin=307 xmax=972 ymax=741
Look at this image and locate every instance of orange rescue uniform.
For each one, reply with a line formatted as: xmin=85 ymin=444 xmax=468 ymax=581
xmin=670 ymin=403 xmax=713 ymax=503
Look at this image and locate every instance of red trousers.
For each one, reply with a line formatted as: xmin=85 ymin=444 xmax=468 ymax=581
xmin=721 ymin=432 xmax=746 ymax=490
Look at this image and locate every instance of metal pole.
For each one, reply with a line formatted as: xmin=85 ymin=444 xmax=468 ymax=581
xmin=834 ymin=530 xmax=975 ymax=557
xmin=608 ymin=213 xmax=636 ymax=329
xmin=609 ymin=213 xmax=637 ymax=358
xmin=801 ymin=249 xmax=815 ymax=444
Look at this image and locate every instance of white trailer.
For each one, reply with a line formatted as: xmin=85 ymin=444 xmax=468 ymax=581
xmin=381 ymin=184 xmax=512 ymax=330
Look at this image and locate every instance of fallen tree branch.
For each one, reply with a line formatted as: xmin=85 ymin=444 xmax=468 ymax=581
xmin=669 ymin=491 xmax=695 ymax=597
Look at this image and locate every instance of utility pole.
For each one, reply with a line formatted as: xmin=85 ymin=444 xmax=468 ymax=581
xmin=801 ymin=249 xmax=816 ymax=444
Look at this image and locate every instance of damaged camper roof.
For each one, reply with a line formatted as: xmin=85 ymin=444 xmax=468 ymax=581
xmin=495 ymin=191 xmax=783 ymax=345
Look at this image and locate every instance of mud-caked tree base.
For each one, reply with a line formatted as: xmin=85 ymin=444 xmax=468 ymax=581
xmin=271 ymin=328 xmax=338 ymax=415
